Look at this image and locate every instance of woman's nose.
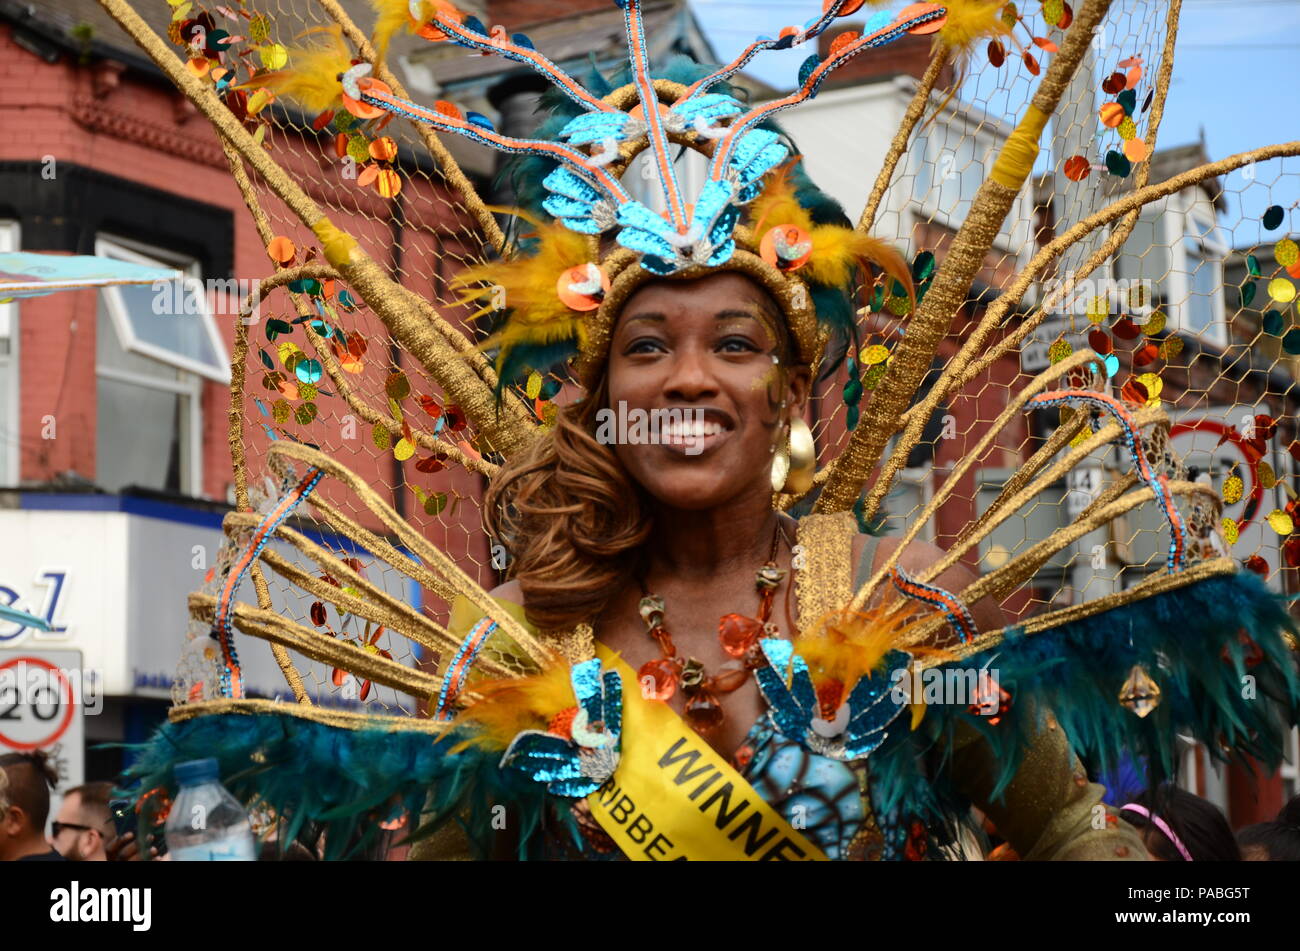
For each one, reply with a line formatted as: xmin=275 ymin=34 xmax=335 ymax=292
xmin=661 ymin=346 xmax=718 ymax=400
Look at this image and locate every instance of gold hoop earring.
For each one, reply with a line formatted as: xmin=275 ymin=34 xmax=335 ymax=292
xmin=770 ymin=423 xmax=791 ymax=493
xmin=782 ymin=417 xmax=816 ymax=494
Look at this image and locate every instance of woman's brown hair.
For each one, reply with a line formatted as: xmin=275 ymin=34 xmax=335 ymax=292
xmin=483 ymin=369 xmax=652 ymax=632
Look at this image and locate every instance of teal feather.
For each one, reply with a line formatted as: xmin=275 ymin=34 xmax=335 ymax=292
xmin=865 ymin=571 xmax=1300 ymax=819
xmin=117 ymin=713 xmax=579 ymax=860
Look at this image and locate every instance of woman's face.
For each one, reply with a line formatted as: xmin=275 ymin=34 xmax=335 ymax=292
xmin=604 ymin=271 xmax=810 ymax=510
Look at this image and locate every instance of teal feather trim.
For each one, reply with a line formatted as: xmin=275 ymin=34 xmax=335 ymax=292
xmin=119 ymin=712 xmax=578 ymax=860
xmin=866 ymin=571 xmax=1300 ymax=815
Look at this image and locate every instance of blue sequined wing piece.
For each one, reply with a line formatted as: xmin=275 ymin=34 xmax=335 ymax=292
xmin=570 ymin=658 xmax=606 ymax=724
xmin=842 ymin=651 xmax=910 ymax=759
xmin=542 ymin=167 xmax=617 ymax=234
xmin=601 ymin=669 xmax=624 ymax=742
xmin=500 ymin=730 xmax=586 ymax=786
xmin=754 ymin=638 xmax=816 ymax=739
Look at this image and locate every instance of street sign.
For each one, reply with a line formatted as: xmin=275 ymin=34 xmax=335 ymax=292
xmin=0 ymin=649 xmax=88 ymax=795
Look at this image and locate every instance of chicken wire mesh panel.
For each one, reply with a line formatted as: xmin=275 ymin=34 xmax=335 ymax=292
xmin=771 ymin=0 xmax=1300 ymax=628
xmin=163 ymin=0 xmax=520 ymax=714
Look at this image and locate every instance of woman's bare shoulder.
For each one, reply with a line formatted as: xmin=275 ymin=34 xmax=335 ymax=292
xmin=487 ymin=578 xmax=524 ymax=604
xmin=856 ymin=534 xmax=962 ymax=578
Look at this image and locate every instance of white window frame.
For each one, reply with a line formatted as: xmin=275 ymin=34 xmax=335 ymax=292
xmin=1177 ymin=738 xmax=1229 ymax=814
xmin=876 ymin=444 xmax=936 ymax=542
xmin=1163 ymin=194 xmax=1229 ymax=350
xmin=94 ymin=234 xmax=229 ymax=382
xmin=897 ymin=465 xmax=936 ymax=544
xmin=1283 ymin=727 xmax=1300 ymax=802
xmin=0 ymin=220 xmax=19 ymax=486
xmin=94 ymin=234 xmax=208 ymax=497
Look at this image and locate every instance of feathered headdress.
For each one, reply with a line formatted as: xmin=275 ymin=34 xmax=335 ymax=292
xmin=241 ymin=1 xmax=974 ymax=396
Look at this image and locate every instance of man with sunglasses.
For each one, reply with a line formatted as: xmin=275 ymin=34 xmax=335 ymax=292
xmin=51 ymin=781 xmax=114 ymax=862
xmin=0 ymin=750 xmax=66 ymax=861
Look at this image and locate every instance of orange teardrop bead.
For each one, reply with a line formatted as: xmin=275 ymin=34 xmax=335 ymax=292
xmin=718 ymin=613 xmax=764 ymax=657
xmin=637 ymin=658 xmax=679 ymax=701
xmin=684 ymin=692 xmax=724 ymax=734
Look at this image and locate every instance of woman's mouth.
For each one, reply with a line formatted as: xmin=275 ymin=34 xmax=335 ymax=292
xmin=659 ymin=415 xmax=732 ymax=455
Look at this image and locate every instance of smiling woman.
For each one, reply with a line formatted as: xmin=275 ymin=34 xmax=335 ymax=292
xmin=485 ymin=272 xmax=802 ymax=634
xmin=471 ymin=264 xmax=1145 ymax=860
xmin=105 ymin=0 xmax=1300 ymax=867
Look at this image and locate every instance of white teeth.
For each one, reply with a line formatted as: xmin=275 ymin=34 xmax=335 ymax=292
xmin=662 ymin=421 xmax=723 ymax=440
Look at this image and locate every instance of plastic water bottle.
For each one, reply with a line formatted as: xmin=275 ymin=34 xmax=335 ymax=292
xmin=165 ymin=758 xmax=257 ymax=861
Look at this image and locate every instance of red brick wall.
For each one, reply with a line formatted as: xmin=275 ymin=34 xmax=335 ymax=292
xmin=1228 ymin=760 xmax=1287 ymax=827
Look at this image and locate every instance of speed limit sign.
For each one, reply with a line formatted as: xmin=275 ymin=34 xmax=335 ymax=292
xmin=0 ymin=649 xmax=85 ymax=792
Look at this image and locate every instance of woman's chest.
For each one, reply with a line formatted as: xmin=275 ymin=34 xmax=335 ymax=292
xmin=594 ymin=588 xmax=785 ymax=762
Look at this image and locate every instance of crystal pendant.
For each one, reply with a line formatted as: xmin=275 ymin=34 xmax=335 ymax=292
xmin=1118 ymin=664 xmax=1161 ymax=718
xmin=710 ymin=664 xmax=750 ymax=694
xmin=684 ymin=691 xmax=724 ymax=733
xmin=637 ymin=658 xmax=679 ymax=701
xmin=967 ymin=681 xmax=1012 ymax=726
xmin=718 ymin=613 xmax=765 ymax=658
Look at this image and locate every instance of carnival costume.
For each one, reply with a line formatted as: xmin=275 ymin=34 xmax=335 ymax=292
xmin=94 ymin=0 xmax=1300 ymax=860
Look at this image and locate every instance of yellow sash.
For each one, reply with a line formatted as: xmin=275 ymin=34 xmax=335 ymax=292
xmin=585 ymin=646 xmax=829 ymax=861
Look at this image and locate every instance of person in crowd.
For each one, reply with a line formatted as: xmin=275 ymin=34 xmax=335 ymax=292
xmin=51 ymin=780 xmax=115 ymax=861
xmin=1120 ymin=783 xmax=1240 ymax=861
xmin=1237 ymin=794 xmax=1300 ymax=861
xmin=0 ymin=750 xmax=66 ymax=861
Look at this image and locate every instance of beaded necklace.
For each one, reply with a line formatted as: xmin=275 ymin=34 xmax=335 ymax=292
xmin=634 ymin=521 xmax=787 ymax=734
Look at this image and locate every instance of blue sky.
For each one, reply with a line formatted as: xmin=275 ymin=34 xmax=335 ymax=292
xmin=688 ymin=0 xmax=1300 ymax=248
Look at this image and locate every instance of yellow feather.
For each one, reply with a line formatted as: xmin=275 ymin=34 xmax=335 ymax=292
xmin=793 ymin=596 xmax=953 ymax=691
xmin=745 ymin=160 xmax=814 ymax=237
xmin=746 ymin=161 xmax=914 ymax=309
xmin=238 ymin=26 xmax=353 ymax=116
xmin=450 ymin=659 xmax=577 ymax=752
xmin=449 ymin=209 xmax=597 ymax=369
xmin=370 ymin=0 xmax=437 ymax=62
xmin=803 ymin=226 xmax=914 ymax=312
xmin=936 ymin=0 xmax=1013 ymax=51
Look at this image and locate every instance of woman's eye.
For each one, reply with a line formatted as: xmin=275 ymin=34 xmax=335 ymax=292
xmin=624 ymin=338 xmax=666 ymax=355
xmin=717 ymin=336 xmax=761 ymax=353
